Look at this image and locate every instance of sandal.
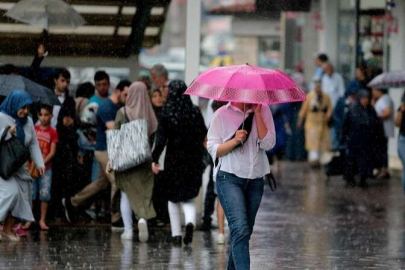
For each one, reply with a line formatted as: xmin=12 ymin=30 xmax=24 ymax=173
xmin=2 ymin=232 xmax=20 ymax=242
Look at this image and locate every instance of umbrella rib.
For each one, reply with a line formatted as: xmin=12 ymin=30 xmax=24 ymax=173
xmin=220 ymin=65 xmax=244 ymax=100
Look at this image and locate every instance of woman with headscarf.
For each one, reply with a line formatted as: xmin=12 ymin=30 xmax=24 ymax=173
xmin=112 ymin=82 xmax=158 ymax=242
xmin=0 ymin=90 xmax=45 ymax=241
xmin=342 ymin=90 xmax=384 ymax=187
xmin=151 ymin=80 xmax=207 ymax=246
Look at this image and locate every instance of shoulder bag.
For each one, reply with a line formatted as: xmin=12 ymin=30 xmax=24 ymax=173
xmin=0 ymin=126 xmax=30 ymax=179
xmin=106 ymin=109 xmax=151 ymax=172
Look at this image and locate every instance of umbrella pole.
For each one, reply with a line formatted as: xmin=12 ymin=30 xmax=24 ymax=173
xmin=242 ymin=103 xmax=246 ymax=130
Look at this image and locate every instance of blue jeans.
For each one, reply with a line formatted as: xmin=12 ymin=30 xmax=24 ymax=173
xmin=398 ymin=135 xmax=405 ymax=193
xmin=216 ymin=171 xmax=264 ymax=270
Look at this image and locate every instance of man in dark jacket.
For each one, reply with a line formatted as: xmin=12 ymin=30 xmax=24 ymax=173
xmin=49 ymin=69 xmax=78 ymax=220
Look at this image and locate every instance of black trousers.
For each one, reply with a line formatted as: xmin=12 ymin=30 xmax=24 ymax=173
xmin=152 ymin=173 xmax=170 ymax=223
xmin=202 ymin=162 xmax=217 ymax=224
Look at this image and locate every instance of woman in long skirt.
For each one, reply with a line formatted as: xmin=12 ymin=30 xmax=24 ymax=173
xmin=112 ymin=82 xmax=158 ymax=242
xmin=0 ymin=91 xmax=45 ymax=241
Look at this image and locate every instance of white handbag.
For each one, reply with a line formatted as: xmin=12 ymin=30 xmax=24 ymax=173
xmin=107 ymin=119 xmax=151 ymax=172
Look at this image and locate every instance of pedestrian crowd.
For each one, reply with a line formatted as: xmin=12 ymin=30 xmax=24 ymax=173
xmin=0 ymin=46 xmax=404 ymax=270
xmin=298 ymin=53 xmax=397 ymax=188
xmin=0 ymin=46 xmax=217 ymax=246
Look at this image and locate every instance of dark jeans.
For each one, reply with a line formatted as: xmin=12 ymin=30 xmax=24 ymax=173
xmin=216 ymin=171 xmax=264 ymax=270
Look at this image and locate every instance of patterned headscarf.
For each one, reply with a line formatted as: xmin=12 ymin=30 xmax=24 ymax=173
xmin=161 ymin=80 xmax=194 ymax=129
xmin=0 ymin=90 xmax=32 ymax=143
xmin=120 ymin=82 xmax=158 ymax=136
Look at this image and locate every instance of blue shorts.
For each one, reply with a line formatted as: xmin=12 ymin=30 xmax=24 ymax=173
xmin=32 ymin=169 xmax=52 ymax=202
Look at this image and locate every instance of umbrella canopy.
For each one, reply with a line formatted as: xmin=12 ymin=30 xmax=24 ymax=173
xmin=0 ymin=75 xmax=60 ymax=106
xmin=368 ymin=70 xmax=405 ymax=89
xmin=5 ymin=0 xmax=85 ymax=30
xmin=185 ymin=64 xmax=306 ymax=105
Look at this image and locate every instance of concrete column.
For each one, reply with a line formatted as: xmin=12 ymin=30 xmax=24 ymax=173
xmin=302 ymin=0 xmax=321 ymax=85
xmin=128 ymin=55 xmax=140 ymax=82
xmin=389 ymin=1 xmax=405 ymax=71
xmin=185 ymin=0 xmax=202 ymax=105
xmin=388 ymin=0 xmax=405 ymax=167
xmin=319 ymin=0 xmax=339 ymax=65
xmin=279 ymin=12 xmax=287 ymax=71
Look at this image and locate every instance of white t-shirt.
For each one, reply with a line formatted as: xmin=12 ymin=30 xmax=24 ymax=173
xmin=375 ymin=94 xmax=395 ymax=138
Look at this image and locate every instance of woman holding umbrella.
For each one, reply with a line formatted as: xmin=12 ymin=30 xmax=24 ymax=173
xmin=0 ymin=90 xmax=45 ymax=241
xmin=186 ymin=64 xmax=305 ymax=269
xmin=207 ymin=102 xmax=275 ymax=269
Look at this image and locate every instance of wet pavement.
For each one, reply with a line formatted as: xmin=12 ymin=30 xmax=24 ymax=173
xmin=2 ymin=162 xmax=405 ymax=270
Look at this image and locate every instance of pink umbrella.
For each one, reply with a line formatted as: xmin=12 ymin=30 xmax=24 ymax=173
xmin=185 ymin=64 xmax=306 ymax=105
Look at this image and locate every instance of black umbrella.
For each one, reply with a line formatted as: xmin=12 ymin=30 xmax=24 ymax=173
xmin=0 ymin=75 xmax=60 ymax=106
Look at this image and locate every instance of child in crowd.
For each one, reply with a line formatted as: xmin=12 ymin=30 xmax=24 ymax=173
xmin=24 ymin=105 xmax=58 ymax=230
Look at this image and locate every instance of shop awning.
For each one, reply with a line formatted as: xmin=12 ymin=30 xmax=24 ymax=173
xmin=0 ymin=0 xmax=171 ymax=57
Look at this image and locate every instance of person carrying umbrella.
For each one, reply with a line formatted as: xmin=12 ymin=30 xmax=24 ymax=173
xmin=207 ymin=102 xmax=275 ymax=269
xmin=186 ymin=64 xmax=305 ymax=269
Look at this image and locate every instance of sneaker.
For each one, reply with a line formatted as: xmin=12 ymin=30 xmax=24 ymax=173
xmin=62 ymin=198 xmax=76 ymax=223
xmin=111 ymin=219 xmax=125 ymax=232
xmin=217 ymin=233 xmax=225 ymax=245
xmin=85 ymin=208 xmax=97 ymax=220
xmin=138 ymin=218 xmax=149 ymax=243
xmin=121 ymin=230 xmax=133 ymax=240
xmin=169 ymin=236 xmax=182 ymax=246
xmin=199 ymin=221 xmax=212 ymax=232
xmin=183 ymin=223 xmax=194 ymax=246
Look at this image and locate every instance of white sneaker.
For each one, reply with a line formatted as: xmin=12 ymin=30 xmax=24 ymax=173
xmin=138 ymin=218 xmax=149 ymax=243
xmin=217 ymin=233 xmax=225 ymax=245
xmin=121 ymin=230 xmax=133 ymax=240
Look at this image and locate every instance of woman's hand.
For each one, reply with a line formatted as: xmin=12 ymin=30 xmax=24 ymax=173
xmin=106 ymin=161 xmax=113 ymax=174
xmin=234 ymin=130 xmax=248 ymax=144
xmin=9 ymin=125 xmax=16 ymax=136
xmin=77 ymin=155 xmax=84 ymax=165
xmin=253 ymin=104 xmax=262 ymax=115
xmin=297 ymin=118 xmax=303 ymax=129
xmin=151 ymin=162 xmax=160 ymax=174
xmin=38 ymin=167 xmax=45 ymax=177
xmin=63 ymin=116 xmax=74 ymax=127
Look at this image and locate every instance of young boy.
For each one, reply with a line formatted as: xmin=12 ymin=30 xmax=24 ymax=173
xmin=24 ymin=105 xmax=58 ymax=230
